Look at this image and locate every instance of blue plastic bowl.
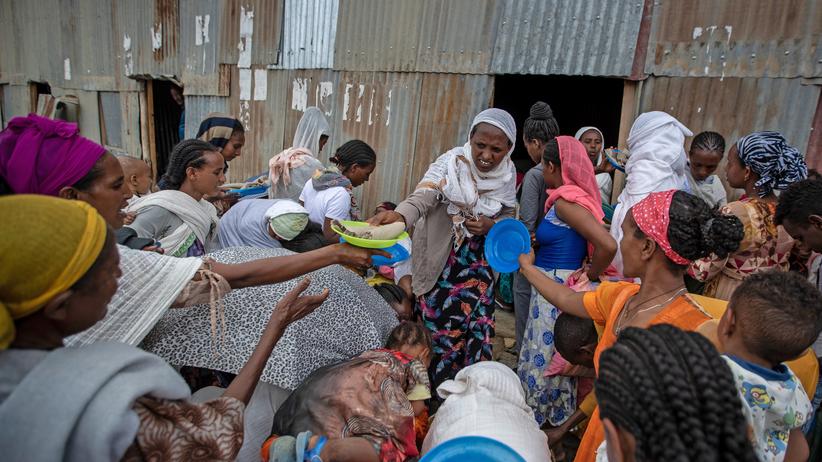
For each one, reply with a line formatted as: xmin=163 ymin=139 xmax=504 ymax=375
xmin=371 ymin=242 xmax=410 ymax=266
xmin=229 ymin=185 xmax=268 ymax=197
xmin=421 ymin=436 xmax=525 ymax=462
xmin=484 ymin=219 xmax=530 ymax=273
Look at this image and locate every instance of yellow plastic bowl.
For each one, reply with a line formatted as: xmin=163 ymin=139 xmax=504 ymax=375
xmin=331 ymin=220 xmax=409 ymax=249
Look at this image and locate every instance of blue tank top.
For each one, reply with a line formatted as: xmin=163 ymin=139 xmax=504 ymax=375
xmin=534 ymin=207 xmax=587 ymax=270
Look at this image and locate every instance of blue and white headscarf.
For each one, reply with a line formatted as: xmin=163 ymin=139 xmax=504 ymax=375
xmin=736 ymin=131 xmax=807 ymax=197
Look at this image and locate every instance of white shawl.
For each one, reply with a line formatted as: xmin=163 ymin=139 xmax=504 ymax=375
xmin=127 ymin=190 xmax=220 ymax=256
xmin=418 ymin=108 xmax=517 ymax=245
xmin=65 ymin=245 xmax=203 ymax=347
xmin=611 ymin=112 xmax=692 ymax=273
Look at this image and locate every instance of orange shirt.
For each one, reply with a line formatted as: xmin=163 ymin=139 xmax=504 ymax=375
xmin=574 ymin=282 xmax=712 ymax=462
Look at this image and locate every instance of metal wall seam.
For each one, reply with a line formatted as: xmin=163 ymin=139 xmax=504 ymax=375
xmin=268 ymin=0 xmax=339 ymax=70
xmin=644 ymin=0 xmax=822 ymax=78
xmin=490 ymin=0 xmax=644 ymax=77
xmin=179 ymin=0 xmax=225 ymax=95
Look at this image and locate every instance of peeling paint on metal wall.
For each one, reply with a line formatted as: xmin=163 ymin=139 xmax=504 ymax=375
xmin=218 ymin=0 xmax=283 ymax=67
xmin=490 ymin=0 xmax=644 ymax=77
xmin=645 ymin=0 xmax=822 ymax=78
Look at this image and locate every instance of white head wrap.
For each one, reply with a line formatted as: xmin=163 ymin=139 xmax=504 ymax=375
xmin=292 ymin=107 xmax=331 ymax=157
xmin=417 ymin=108 xmax=517 ymax=247
xmin=422 ymin=362 xmax=551 ymax=462
xmin=610 ymin=111 xmax=692 ymax=273
xmin=575 ymin=126 xmax=605 ymax=163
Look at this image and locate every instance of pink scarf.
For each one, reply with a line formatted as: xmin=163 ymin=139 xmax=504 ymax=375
xmin=545 ymin=136 xmax=604 ymax=223
xmin=631 ymin=190 xmax=690 ymax=265
xmin=268 ymin=147 xmax=312 ymax=188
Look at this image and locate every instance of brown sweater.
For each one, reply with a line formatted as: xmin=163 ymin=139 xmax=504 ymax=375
xmin=396 ymin=188 xmax=514 ymax=296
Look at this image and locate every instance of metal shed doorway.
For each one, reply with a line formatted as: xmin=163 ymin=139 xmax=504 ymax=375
xmin=493 ymin=75 xmax=624 ymax=176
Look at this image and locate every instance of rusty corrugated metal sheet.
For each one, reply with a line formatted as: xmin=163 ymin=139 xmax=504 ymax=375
xmin=1 ymin=85 xmax=32 ymax=128
xmin=218 ymin=0 xmax=283 ymax=67
xmin=639 ymin=76 xmax=819 ymax=158
xmin=179 ymin=0 xmax=230 ymax=95
xmin=412 ymin=74 xmax=495 ymax=183
xmin=645 ymin=0 xmax=822 ymax=78
xmin=490 ymin=0 xmax=644 ymax=77
xmin=269 ymin=0 xmax=339 ymax=70
xmin=334 ymin=0 xmax=500 ymax=74
xmin=112 ymin=0 xmax=180 ymax=80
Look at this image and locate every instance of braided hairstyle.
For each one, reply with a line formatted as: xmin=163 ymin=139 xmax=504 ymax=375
xmin=329 ymin=139 xmax=376 ymax=173
xmin=596 ymin=324 xmax=757 ymax=462
xmin=542 ymin=138 xmax=561 ymax=166
xmin=523 ymin=101 xmax=560 ymax=143
xmin=775 ymin=178 xmax=822 ymax=226
xmin=635 ymin=191 xmax=743 ymax=268
xmin=385 ymin=321 xmax=432 ymax=352
xmin=690 ymin=131 xmax=726 ymax=157
xmin=729 ymin=271 xmax=822 ymax=365
xmin=158 ymin=139 xmax=220 ymax=190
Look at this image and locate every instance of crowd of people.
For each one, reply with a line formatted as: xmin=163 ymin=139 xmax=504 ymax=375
xmin=0 ymin=99 xmax=821 ymax=462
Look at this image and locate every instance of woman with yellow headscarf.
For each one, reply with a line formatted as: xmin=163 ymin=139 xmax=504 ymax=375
xmin=0 ymin=195 xmax=328 ymax=462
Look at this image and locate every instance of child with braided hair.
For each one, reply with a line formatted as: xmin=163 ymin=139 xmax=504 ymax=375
xmin=596 ymin=324 xmax=757 ymax=462
xmin=686 ymin=131 xmax=728 ymax=208
xmin=518 ymin=189 xmax=744 ymax=462
xmin=717 ymin=271 xmax=822 ymax=462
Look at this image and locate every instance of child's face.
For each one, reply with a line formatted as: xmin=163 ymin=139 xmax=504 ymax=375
xmin=567 ymin=343 xmax=596 ymax=369
xmin=781 ymin=215 xmax=822 ymax=254
xmin=132 ymin=162 xmax=153 ymax=196
xmin=689 ymin=148 xmax=723 ymax=182
xmin=401 ymin=343 xmax=431 ymax=368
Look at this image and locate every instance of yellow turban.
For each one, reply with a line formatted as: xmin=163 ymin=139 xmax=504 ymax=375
xmin=0 ymin=195 xmax=107 ymax=349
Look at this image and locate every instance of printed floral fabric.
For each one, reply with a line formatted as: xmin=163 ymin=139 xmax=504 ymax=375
xmin=689 ymin=199 xmax=794 ymax=300
xmin=517 ymin=268 xmax=578 ymax=427
xmin=121 ymin=396 xmax=245 ymax=461
xmin=724 ymin=356 xmax=813 ymax=462
xmin=418 ymin=236 xmax=495 ymax=397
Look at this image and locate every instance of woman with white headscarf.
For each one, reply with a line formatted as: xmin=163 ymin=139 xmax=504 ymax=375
xmin=574 ymin=126 xmax=614 ymax=203
xmin=610 ymin=111 xmax=692 ymax=273
xmin=217 ymin=199 xmax=309 ymax=250
xmin=268 ymin=107 xmax=331 ymax=201
xmin=370 ymin=108 xmax=518 ymax=398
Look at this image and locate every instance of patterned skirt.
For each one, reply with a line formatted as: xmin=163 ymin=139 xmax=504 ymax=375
xmin=418 ymin=236 xmax=495 ymax=397
xmin=517 ymin=267 xmax=577 ymax=427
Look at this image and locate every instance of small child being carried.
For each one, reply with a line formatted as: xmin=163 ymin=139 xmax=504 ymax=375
xmin=717 ymin=271 xmax=822 ymax=462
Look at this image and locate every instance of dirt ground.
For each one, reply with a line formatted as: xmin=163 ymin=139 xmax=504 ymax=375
xmin=493 ymin=307 xmax=518 ymax=369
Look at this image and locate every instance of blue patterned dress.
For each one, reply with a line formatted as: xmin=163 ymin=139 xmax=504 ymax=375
xmin=518 ymin=207 xmax=587 ymax=426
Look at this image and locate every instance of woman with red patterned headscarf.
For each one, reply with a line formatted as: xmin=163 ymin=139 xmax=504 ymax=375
xmin=518 ymin=189 xmax=744 ymax=461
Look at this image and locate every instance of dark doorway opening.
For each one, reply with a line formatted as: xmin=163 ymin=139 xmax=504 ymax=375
xmin=30 ymin=81 xmax=52 ymax=113
xmin=493 ymin=75 xmax=624 ymax=175
xmin=148 ymin=80 xmax=184 ymax=180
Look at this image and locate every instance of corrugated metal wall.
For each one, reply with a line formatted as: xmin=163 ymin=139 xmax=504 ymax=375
xmin=645 ymin=0 xmax=822 ymax=78
xmin=639 ymin=76 xmax=819 ymax=153
xmin=491 ymin=0 xmax=644 ymax=76
xmin=334 ymin=0 xmax=500 ymax=74
xmin=270 ymin=0 xmax=339 ymax=70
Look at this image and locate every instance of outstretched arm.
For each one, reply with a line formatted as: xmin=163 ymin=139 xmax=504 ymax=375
xmin=518 ymin=250 xmax=590 ymax=319
xmin=212 ymin=243 xmax=388 ymax=289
